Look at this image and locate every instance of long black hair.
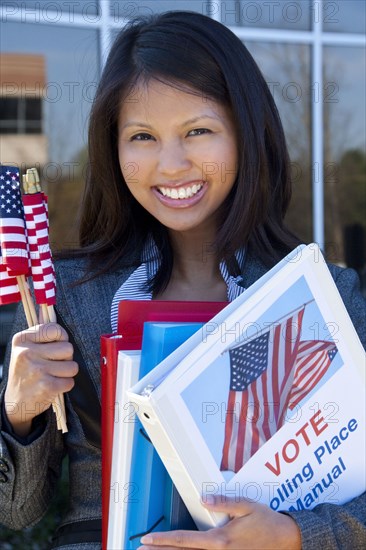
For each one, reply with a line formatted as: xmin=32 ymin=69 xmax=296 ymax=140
xmin=77 ymin=10 xmax=300 ymax=291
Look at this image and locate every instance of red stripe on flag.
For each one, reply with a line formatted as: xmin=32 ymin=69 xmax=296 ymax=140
xmin=220 ymin=390 xmax=236 ymax=471
xmin=271 ymin=324 xmax=281 ymax=425
xmin=22 ymin=192 xmax=56 ymax=306
xmin=0 ymin=263 xmax=21 ymax=304
xmin=250 ymin=382 xmax=261 ymax=457
xmin=235 ymin=390 xmax=248 ymax=472
xmin=260 ymin=362 xmax=271 ymax=442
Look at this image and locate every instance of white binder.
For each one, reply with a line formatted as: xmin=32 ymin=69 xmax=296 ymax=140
xmin=127 ymin=245 xmax=366 ymax=529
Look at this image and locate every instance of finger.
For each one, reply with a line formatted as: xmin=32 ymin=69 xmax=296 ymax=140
xmin=45 ymin=360 xmax=79 ymax=378
xmin=202 ymin=495 xmax=253 ymax=516
xmin=13 ymin=342 xmax=74 ymax=370
xmin=44 ymin=372 xmax=76 ymax=395
xmin=140 ymin=530 xmax=228 ymax=549
xmin=36 ymin=341 xmax=74 ymax=361
xmin=20 ymin=370 xmax=76 ymax=399
xmin=38 ymin=323 xmax=69 ymax=343
xmin=20 ymin=360 xmax=78 ymax=389
xmin=13 ymin=323 xmax=68 ymax=346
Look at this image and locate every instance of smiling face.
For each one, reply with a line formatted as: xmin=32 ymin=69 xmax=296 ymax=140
xmin=118 ymin=79 xmax=238 ymax=236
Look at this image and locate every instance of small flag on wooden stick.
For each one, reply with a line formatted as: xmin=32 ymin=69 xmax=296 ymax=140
xmin=0 ymin=164 xmax=67 ymax=433
xmin=0 ymin=165 xmax=37 ymax=326
xmin=23 ymin=168 xmax=56 ymax=307
xmin=22 ymin=167 xmax=67 ymax=433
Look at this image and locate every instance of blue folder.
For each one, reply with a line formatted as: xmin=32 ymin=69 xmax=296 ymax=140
xmin=124 ymin=322 xmax=202 ymax=548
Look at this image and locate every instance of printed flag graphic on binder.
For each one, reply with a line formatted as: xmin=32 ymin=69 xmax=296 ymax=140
xmin=288 ymin=341 xmax=338 ymax=410
xmin=220 ymin=306 xmax=338 ymax=472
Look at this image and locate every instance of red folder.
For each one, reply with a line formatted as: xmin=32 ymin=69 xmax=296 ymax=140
xmin=101 ymin=300 xmax=226 ymax=550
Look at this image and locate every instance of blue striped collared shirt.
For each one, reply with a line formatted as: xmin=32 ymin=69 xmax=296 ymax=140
xmin=111 ymin=237 xmax=246 ymax=332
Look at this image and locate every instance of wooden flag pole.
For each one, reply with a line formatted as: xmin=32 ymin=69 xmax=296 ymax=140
xmin=43 ymin=306 xmax=63 ymax=426
xmin=16 ymin=275 xmax=38 ymax=327
xmin=40 ymin=303 xmax=67 ymax=433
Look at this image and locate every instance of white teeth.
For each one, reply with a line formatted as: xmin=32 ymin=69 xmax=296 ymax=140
xmin=157 ymin=183 xmax=203 ymax=199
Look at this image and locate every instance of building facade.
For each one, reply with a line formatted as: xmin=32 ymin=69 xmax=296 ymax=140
xmin=0 ymin=52 xmax=48 ymax=165
xmin=0 ymin=0 xmax=365 ymax=267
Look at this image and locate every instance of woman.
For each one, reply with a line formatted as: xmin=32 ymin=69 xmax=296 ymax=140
xmin=0 ymin=11 xmax=365 ymax=550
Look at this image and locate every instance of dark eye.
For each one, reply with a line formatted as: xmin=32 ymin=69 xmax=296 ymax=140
xmin=130 ymin=133 xmax=154 ymax=141
xmin=187 ymin=128 xmax=212 ymax=137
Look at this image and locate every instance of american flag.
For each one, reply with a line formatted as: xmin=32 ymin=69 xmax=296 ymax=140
xmin=23 ymin=191 xmax=56 ymax=306
xmin=0 ymin=246 xmax=21 ymax=305
xmin=0 ymin=166 xmax=29 ymax=276
xmin=288 ymin=342 xmax=338 ymax=410
xmin=220 ymin=307 xmax=337 ymax=472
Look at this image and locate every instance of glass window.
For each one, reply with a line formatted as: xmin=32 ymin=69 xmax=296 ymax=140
xmin=25 ymin=97 xmax=42 ymax=121
xmin=246 ymin=41 xmax=312 ymax=243
xmin=221 ymin=1 xmax=311 ymax=30
xmin=25 ymin=98 xmax=43 ymax=133
xmin=323 ymin=0 xmax=366 ymax=34
xmin=0 ymin=21 xmax=100 ymax=249
xmin=0 ymin=97 xmax=18 ymax=121
xmin=110 ymin=0 xmax=206 ymax=20
xmin=323 ymin=46 xmax=366 ymax=273
xmin=0 ymin=97 xmax=42 ymax=133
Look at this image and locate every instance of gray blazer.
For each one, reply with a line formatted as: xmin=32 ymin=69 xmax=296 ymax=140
xmin=0 ymin=251 xmax=365 ymax=549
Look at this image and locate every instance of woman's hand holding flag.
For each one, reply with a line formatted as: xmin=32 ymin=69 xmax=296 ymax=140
xmin=0 ymin=165 xmax=68 ymax=433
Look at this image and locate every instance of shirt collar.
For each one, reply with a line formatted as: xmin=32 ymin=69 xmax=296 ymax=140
xmin=111 ymin=237 xmax=246 ymax=332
